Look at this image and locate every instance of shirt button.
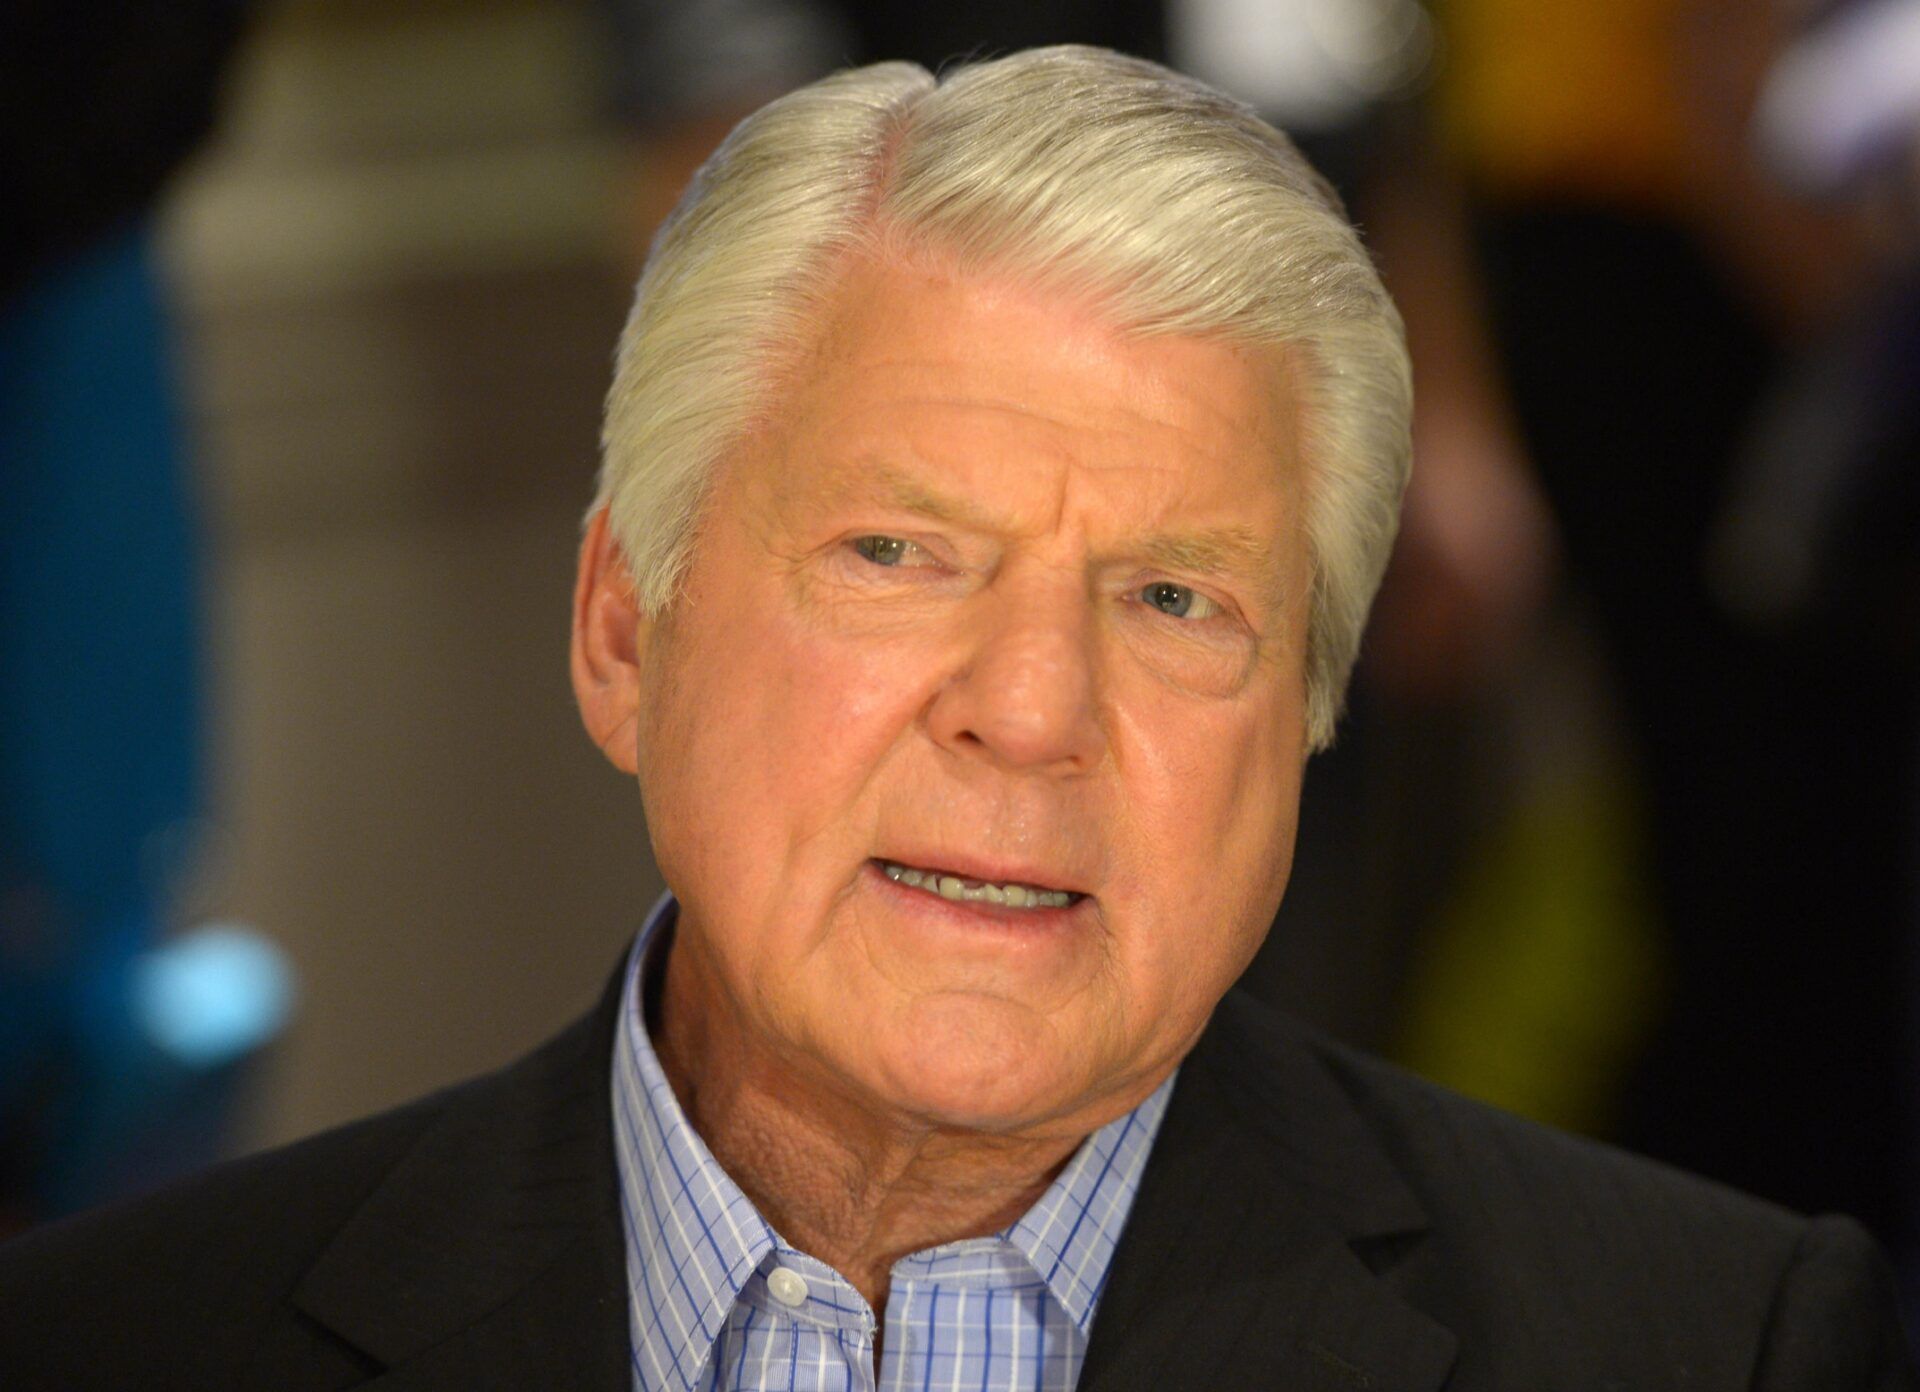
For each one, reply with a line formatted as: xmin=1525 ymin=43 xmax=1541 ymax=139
xmin=767 ymin=1266 xmax=810 ymax=1307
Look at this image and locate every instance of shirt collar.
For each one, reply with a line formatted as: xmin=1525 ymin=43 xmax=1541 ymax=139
xmin=1004 ymin=1065 xmax=1173 ymax=1331
xmin=611 ymin=894 xmax=777 ymax=1392
xmin=611 ymin=890 xmax=1176 ymax=1391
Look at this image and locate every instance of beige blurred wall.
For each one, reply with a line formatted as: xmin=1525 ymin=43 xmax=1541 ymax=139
xmin=159 ymin=0 xmax=663 ymax=1150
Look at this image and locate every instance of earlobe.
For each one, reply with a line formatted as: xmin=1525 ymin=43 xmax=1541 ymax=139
xmin=570 ymin=508 xmax=649 ymax=775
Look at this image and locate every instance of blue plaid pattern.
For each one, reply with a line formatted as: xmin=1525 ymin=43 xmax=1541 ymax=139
xmin=612 ymin=892 xmax=1175 ymax=1392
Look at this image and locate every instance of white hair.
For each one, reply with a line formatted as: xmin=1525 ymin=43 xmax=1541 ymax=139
xmin=596 ymin=44 xmax=1411 ymax=750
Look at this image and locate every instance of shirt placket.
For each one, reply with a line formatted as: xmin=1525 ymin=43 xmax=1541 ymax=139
xmin=724 ymin=1247 xmax=879 ymax=1392
xmin=879 ymin=1241 xmax=1065 ymax=1392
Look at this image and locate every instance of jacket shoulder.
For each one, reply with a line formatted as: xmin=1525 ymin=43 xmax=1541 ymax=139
xmin=0 ymin=966 xmax=625 ymax=1390
xmin=0 ymin=1069 xmax=478 ymax=1388
xmin=1313 ymin=1028 xmax=1916 ymax=1385
xmin=1206 ymin=990 xmax=1883 ymax=1384
xmin=1217 ymin=986 xmax=1808 ymax=1249
xmin=1314 ymin=1019 xmax=1806 ymax=1256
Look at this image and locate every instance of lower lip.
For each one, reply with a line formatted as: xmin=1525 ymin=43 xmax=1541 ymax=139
xmin=864 ymin=859 xmax=1094 ymax=932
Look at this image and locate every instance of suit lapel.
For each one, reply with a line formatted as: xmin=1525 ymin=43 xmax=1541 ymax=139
xmin=292 ymin=965 xmax=632 ymax=1391
xmin=1079 ymin=991 xmax=1457 ymax=1392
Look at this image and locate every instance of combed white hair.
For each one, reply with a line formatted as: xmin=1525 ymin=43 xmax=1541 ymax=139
xmin=596 ymin=44 xmax=1411 ymax=749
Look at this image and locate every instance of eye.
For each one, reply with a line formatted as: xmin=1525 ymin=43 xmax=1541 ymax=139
xmin=850 ymin=535 xmax=928 ymax=567
xmin=1139 ymin=580 xmax=1221 ymax=621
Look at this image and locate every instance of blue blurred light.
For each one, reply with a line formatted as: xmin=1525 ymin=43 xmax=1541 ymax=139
xmin=130 ymin=924 xmax=295 ymax=1070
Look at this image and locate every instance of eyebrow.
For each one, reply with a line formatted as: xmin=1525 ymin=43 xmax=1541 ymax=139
xmin=821 ymin=461 xmax=1294 ymax=617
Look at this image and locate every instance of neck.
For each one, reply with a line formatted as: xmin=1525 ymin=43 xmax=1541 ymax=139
xmin=649 ymin=932 xmax=1085 ymax=1312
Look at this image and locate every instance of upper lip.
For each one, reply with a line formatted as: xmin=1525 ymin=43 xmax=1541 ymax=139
xmin=873 ymin=849 xmax=1093 ymax=896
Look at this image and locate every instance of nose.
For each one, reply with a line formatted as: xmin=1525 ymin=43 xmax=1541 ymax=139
xmin=924 ymin=572 xmax=1106 ymax=776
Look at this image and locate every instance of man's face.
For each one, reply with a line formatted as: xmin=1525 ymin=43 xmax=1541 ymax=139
xmin=583 ymin=254 xmax=1312 ymax=1137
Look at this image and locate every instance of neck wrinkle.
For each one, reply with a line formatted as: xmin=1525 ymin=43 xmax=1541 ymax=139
xmin=652 ymin=925 xmax=1086 ymax=1311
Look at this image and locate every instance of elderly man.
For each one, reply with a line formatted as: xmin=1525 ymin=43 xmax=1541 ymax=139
xmin=1 ymin=45 xmax=1913 ymax=1391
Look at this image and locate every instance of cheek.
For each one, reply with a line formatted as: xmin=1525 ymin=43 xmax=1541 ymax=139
xmin=1111 ymin=677 xmax=1297 ymax=864
xmin=1104 ymin=677 xmax=1304 ymax=1007
xmin=1206 ymin=683 xmax=1306 ymax=919
xmin=642 ymin=573 xmax=936 ymax=890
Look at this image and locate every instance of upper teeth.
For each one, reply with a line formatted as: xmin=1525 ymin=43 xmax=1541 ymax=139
xmin=881 ymin=861 xmax=1075 ymax=909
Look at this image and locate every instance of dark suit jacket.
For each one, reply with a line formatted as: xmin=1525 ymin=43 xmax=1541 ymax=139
xmin=1 ymin=966 xmax=1913 ymax=1390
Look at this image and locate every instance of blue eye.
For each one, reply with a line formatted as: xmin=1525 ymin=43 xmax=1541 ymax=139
xmin=1141 ymin=581 xmax=1215 ymax=619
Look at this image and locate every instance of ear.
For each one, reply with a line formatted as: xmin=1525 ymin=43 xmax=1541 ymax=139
xmin=570 ymin=508 xmax=651 ymax=775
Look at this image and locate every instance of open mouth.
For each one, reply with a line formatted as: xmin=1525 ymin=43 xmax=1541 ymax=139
xmin=873 ymin=859 xmax=1085 ymax=911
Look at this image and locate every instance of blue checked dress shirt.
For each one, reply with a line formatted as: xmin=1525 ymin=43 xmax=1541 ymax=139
xmin=612 ymin=891 xmax=1176 ymax=1392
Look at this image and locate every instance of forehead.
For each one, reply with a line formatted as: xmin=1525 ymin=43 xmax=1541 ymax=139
xmin=760 ymin=255 xmax=1305 ymax=553
xmin=792 ymin=254 xmax=1293 ymax=447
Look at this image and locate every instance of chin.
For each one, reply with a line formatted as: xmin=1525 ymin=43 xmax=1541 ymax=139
xmin=858 ymin=993 xmax=1095 ymax=1133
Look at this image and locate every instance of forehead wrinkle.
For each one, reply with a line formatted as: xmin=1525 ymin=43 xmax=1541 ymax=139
xmin=830 ymin=370 xmax=1226 ymax=445
xmin=806 ymin=380 xmax=1260 ymax=512
xmin=806 ymin=456 xmax=1012 ymax=533
xmin=886 ymin=465 xmax=1000 ymax=531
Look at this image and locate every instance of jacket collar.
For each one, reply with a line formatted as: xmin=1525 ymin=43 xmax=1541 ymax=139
xmin=1078 ymin=988 xmax=1456 ymax=1392
xmin=288 ymin=967 xmax=1452 ymax=1391
xmin=291 ymin=962 xmax=633 ymax=1390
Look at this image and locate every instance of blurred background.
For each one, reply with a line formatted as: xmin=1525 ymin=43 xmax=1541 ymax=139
xmin=3 ymin=0 xmax=1916 ymax=1335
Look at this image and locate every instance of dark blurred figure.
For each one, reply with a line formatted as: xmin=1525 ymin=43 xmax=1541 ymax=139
xmin=1736 ymin=0 xmax=1920 ymax=1292
xmin=1 ymin=2 xmax=247 ymax=304
xmin=1442 ymin=0 xmax=1917 ymax=1238
xmin=0 ymin=1 xmax=288 ymax=1232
